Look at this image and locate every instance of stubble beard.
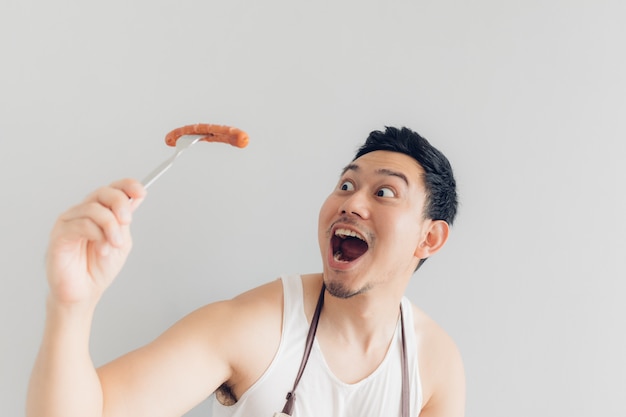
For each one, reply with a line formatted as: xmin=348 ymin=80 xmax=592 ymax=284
xmin=325 ymin=280 xmax=372 ymax=299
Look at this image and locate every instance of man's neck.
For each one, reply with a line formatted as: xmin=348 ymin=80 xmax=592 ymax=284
xmin=322 ymin=291 xmax=402 ymax=350
xmin=308 ymin=274 xmax=408 ymax=383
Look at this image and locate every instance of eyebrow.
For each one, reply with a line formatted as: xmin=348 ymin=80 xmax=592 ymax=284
xmin=341 ymin=163 xmax=410 ymax=186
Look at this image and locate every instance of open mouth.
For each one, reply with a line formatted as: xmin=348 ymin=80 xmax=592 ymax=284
xmin=331 ymin=228 xmax=369 ymax=263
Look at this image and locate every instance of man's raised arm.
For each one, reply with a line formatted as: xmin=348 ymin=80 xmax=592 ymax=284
xmin=26 ymin=179 xmax=146 ymax=417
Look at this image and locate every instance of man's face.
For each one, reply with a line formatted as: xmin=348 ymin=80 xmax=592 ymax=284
xmin=318 ymin=150 xmax=432 ymax=298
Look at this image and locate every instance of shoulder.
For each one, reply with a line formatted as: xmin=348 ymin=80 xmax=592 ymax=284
xmin=189 ymin=278 xmax=285 ymax=352
xmin=410 ymin=303 xmax=466 ymax=417
xmin=179 ymin=278 xmax=284 ymax=328
xmin=170 ymin=278 xmax=286 ymax=398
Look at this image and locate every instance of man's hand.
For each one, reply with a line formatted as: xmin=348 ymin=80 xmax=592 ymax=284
xmin=46 ymin=178 xmax=146 ymax=307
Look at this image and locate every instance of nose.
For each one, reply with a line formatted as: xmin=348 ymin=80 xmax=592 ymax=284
xmin=338 ymin=190 xmax=370 ymax=219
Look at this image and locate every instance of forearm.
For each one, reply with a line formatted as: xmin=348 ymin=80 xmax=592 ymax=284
xmin=26 ymin=297 xmax=103 ymax=417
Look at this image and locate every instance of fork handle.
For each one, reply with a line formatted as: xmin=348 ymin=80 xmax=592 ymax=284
xmin=141 ymin=153 xmax=178 ymax=190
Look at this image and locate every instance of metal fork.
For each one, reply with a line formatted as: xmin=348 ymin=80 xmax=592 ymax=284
xmin=141 ymin=135 xmax=203 ymax=189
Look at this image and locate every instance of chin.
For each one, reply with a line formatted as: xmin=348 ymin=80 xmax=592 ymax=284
xmin=324 ymin=278 xmax=372 ymax=299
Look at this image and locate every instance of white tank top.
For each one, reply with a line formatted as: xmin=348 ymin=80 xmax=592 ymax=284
xmin=212 ymin=274 xmax=423 ymax=417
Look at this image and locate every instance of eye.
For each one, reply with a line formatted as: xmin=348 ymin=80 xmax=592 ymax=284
xmin=339 ymin=181 xmax=355 ymax=191
xmin=376 ymin=187 xmax=396 ymax=198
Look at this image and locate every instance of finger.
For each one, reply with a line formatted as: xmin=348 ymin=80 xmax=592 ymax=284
xmin=85 ymin=180 xmax=146 ymax=226
xmin=58 ymin=201 xmax=125 ymax=248
xmin=109 ymin=178 xmax=147 ymax=202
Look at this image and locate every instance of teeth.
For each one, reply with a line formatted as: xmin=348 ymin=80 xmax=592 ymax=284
xmin=334 ymin=228 xmax=365 ymax=241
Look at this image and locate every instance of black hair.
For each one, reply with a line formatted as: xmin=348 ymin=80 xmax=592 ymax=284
xmin=354 ymin=126 xmax=458 ymax=269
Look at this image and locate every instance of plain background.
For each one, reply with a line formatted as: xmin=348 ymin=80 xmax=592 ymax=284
xmin=2 ymin=1 xmax=625 ymax=416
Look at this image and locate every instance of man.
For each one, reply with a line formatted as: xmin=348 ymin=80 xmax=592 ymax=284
xmin=27 ymin=126 xmax=465 ymax=417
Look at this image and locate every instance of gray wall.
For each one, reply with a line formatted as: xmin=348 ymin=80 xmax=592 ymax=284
xmin=2 ymin=1 xmax=625 ymax=416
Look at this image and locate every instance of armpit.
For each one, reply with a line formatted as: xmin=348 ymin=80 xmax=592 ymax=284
xmin=216 ymin=383 xmax=238 ymax=406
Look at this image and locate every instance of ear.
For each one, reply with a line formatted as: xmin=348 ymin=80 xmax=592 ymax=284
xmin=414 ymin=220 xmax=450 ymax=260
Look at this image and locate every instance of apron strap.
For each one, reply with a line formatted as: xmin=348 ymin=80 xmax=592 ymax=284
xmin=280 ymin=283 xmax=325 ymax=415
xmin=400 ymin=303 xmax=409 ymax=417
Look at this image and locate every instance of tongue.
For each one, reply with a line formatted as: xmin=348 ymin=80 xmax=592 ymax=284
xmin=339 ymin=237 xmax=368 ymax=261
